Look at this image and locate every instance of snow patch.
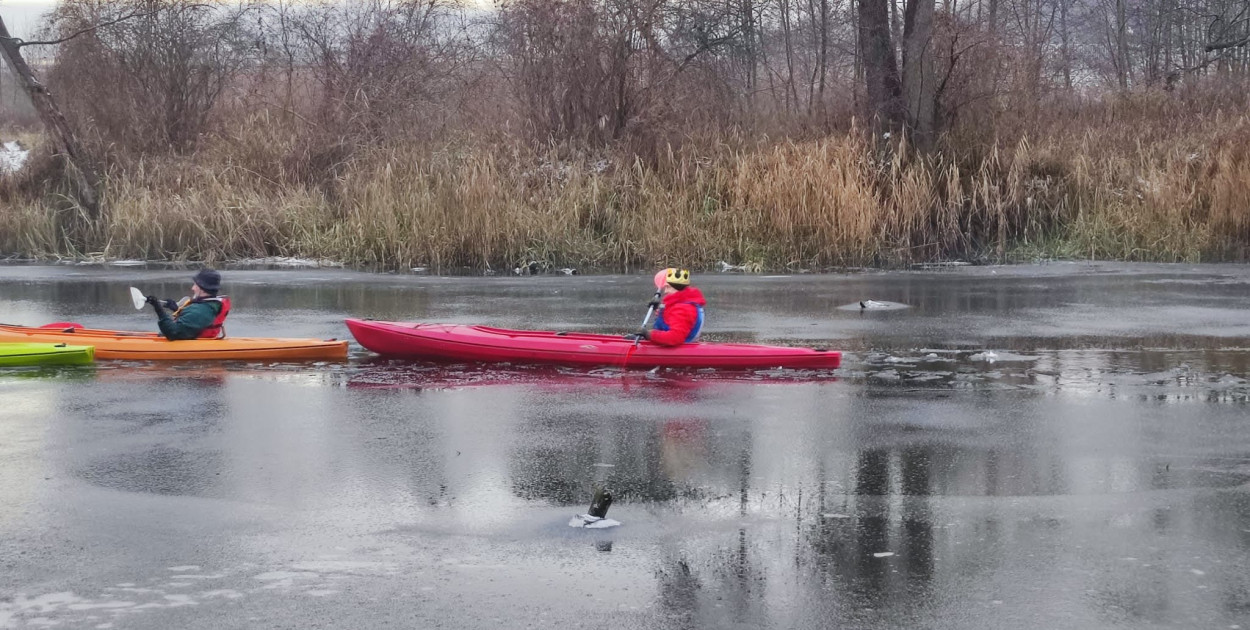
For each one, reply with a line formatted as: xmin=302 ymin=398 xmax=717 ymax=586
xmin=0 ymin=141 xmax=29 ymax=173
xmin=231 ymin=257 xmax=344 ymax=269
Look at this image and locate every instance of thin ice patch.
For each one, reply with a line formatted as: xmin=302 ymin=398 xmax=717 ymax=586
xmin=289 ymin=561 xmax=391 ymax=575
xmin=969 ymin=351 xmax=1039 ymax=363
xmin=252 ymin=571 xmax=319 ymax=581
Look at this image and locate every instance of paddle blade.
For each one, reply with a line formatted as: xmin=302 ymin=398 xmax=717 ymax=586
xmin=653 ymin=269 xmax=668 ymax=289
xmin=129 ymin=286 xmax=146 ymax=310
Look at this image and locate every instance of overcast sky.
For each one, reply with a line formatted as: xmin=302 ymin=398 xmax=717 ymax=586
xmin=1 ymin=1 xmax=54 ymax=39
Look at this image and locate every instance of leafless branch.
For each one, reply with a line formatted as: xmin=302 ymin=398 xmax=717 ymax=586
xmin=1 ymin=5 xmax=204 ymax=49
xmin=1205 ymin=35 xmax=1250 ymax=53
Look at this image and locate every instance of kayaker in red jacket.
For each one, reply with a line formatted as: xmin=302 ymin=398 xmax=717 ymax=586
xmin=637 ymin=268 xmax=706 ymax=346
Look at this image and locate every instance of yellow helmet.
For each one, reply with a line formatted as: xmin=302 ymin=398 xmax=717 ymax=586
xmin=665 ymin=268 xmax=691 ymax=287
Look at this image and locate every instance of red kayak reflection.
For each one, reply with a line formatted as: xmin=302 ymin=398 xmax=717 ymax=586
xmin=346 ymin=359 xmax=839 ymax=391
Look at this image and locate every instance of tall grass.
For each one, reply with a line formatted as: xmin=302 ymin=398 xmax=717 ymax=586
xmin=4 ymin=90 xmax=1250 ymax=270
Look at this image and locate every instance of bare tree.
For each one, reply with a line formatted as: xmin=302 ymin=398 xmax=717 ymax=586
xmin=0 ymin=15 xmax=100 ymax=226
xmin=46 ymin=0 xmax=257 ymax=152
xmin=902 ymin=0 xmax=936 ymax=148
xmin=858 ymin=0 xmax=904 ymax=128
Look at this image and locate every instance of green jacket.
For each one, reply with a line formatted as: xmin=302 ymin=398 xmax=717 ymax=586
xmin=158 ymin=300 xmax=222 ymax=340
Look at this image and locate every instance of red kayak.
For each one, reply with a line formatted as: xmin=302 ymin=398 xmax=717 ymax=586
xmin=345 ymin=319 xmax=841 ymax=369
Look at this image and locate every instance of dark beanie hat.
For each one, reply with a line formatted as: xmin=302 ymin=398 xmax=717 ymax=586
xmin=192 ymin=268 xmax=221 ymax=293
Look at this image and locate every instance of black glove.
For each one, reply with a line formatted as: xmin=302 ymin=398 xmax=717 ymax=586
xmin=647 ymin=297 xmax=661 ymax=309
xmin=162 ymin=299 xmax=179 ymax=310
xmin=146 ymin=295 xmax=167 ymax=315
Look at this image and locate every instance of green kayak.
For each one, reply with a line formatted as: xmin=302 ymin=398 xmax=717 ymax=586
xmin=0 ymin=343 xmax=95 ymax=367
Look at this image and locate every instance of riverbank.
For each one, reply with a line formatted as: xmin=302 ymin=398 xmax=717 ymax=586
xmin=3 ymin=93 xmax=1249 ymax=271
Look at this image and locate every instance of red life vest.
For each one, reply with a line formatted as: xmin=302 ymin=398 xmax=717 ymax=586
xmin=198 ymin=296 xmax=231 ymax=339
xmin=172 ymin=295 xmax=231 ymax=339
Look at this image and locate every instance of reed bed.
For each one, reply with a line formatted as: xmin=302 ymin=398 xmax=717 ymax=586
xmin=4 ymin=93 xmax=1250 ymax=270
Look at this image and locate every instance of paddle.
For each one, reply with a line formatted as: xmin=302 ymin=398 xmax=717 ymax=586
xmin=635 ymin=269 xmax=667 ymax=343
xmin=129 ymin=286 xmax=146 ymax=310
xmin=623 ymin=270 xmax=668 ymax=367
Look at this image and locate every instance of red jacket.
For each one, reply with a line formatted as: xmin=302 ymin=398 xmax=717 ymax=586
xmin=650 ymin=286 xmax=707 ymax=346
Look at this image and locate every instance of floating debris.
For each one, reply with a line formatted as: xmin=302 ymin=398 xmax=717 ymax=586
xmin=569 ymin=487 xmax=620 ymax=528
xmin=569 ymin=515 xmax=621 ymax=529
xmin=559 ymin=268 xmax=578 ymax=275
xmin=969 ymin=351 xmax=1039 ymax=363
xmin=835 ymin=300 xmax=910 ymax=311
xmin=873 ymin=552 xmax=895 ymax=558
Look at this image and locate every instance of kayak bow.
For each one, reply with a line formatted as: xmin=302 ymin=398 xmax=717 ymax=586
xmin=0 ymin=343 xmax=95 ymax=367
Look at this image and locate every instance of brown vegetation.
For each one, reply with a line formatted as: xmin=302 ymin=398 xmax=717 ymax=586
xmin=2 ymin=0 xmax=1250 ymax=270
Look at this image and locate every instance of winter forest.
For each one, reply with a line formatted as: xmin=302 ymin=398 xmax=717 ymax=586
xmin=1 ymin=0 xmax=1249 ymax=269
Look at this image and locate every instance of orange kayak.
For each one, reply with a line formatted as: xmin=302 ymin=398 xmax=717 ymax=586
xmin=0 ymin=323 xmax=348 ymax=361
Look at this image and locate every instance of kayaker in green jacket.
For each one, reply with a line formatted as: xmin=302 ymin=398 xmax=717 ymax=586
xmin=146 ymin=269 xmax=232 ymax=340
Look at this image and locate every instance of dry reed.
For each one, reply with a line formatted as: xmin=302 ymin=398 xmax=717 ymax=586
xmin=4 ymin=91 xmax=1250 ymax=270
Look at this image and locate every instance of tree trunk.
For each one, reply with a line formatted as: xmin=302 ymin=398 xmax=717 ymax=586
xmin=0 ymin=16 xmax=101 ymax=237
xmin=902 ymin=0 xmax=936 ymax=150
xmin=1060 ymin=0 xmax=1073 ymax=90
xmin=858 ymin=0 xmax=904 ymax=130
xmin=780 ymin=0 xmax=798 ymax=113
xmin=818 ymin=0 xmax=828 ymax=108
xmin=741 ymin=0 xmax=758 ymax=111
xmin=891 ymin=0 xmax=902 ymax=53
xmin=1115 ymin=0 xmax=1131 ymax=90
